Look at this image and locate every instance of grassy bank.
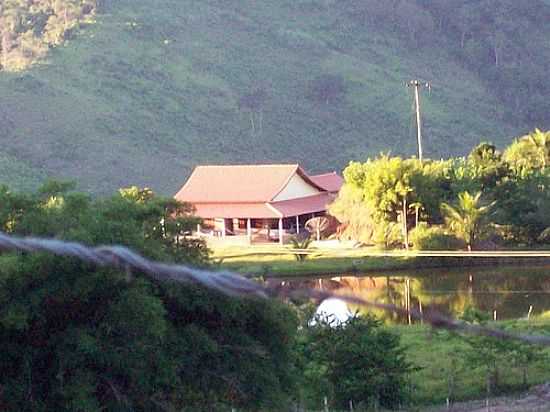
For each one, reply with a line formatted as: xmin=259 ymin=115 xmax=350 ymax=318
xmin=296 ymin=319 xmax=550 ymax=410
xmin=398 ymin=319 xmax=550 ymax=407
xmin=213 ymin=244 xmax=550 ymax=277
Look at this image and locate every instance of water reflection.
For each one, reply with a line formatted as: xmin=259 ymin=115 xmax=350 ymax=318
xmin=273 ymin=266 xmax=550 ymax=324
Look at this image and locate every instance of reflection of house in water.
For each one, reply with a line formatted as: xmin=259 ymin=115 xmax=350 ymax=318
xmin=270 ymin=276 xmax=387 ymax=295
xmin=274 ymin=276 xmax=402 ymax=323
xmin=278 ymin=270 xmax=550 ymax=323
xmin=330 ymin=276 xmax=380 ymax=290
xmin=313 ymin=298 xmax=352 ymax=324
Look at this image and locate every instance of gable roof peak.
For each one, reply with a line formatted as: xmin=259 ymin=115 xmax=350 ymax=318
xmin=175 ymin=164 xmax=324 ymax=204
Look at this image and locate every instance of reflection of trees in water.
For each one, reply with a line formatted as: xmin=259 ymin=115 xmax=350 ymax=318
xmin=455 ymin=272 xmax=550 ymax=319
xmin=274 ymin=268 xmax=550 ymax=324
xmin=396 ymin=269 xmax=550 ymax=321
xmin=491 ymin=274 xmax=550 ymax=318
xmin=414 ymin=273 xmax=488 ymax=317
xmin=335 ymin=276 xmax=467 ymax=324
xmin=345 ymin=277 xmax=403 ymax=323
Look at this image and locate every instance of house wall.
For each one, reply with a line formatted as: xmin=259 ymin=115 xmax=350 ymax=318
xmin=272 ymin=173 xmax=321 ymax=201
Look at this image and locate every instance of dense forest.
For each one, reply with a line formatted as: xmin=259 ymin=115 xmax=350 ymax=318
xmin=0 ymin=0 xmax=548 ymax=194
xmin=0 ymin=0 xmax=96 ymax=71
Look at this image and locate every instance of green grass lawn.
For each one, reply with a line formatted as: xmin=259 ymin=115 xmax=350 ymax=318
xmin=212 ymin=243 xmax=419 ymax=276
xmin=397 ymin=320 xmax=550 ymax=407
xmin=211 ymin=243 xmax=550 ymax=277
xmin=296 ymin=320 xmax=550 ymax=410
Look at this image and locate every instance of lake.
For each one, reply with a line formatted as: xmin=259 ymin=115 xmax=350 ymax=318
xmin=271 ymin=265 xmax=550 ymax=324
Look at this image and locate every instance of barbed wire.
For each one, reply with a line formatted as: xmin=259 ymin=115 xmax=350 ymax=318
xmin=0 ymin=232 xmax=266 ymax=298
xmin=385 ymin=290 xmax=550 ymax=295
xmin=1 ymin=232 xmax=550 ymax=346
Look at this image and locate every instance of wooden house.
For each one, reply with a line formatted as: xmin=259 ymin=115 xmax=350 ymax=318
xmin=174 ymin=164 xmax=343 ymax=244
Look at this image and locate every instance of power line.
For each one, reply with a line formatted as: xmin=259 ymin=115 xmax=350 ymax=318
xmin=406 ymin=80 xmax=431 ymax=161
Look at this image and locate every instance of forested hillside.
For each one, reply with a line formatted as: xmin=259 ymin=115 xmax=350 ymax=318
xmin=0 ymin=0 xmax=548 ymax=194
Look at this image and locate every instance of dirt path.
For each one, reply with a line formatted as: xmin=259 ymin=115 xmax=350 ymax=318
xmin=431 ymin=383 xmax=550 ymax=412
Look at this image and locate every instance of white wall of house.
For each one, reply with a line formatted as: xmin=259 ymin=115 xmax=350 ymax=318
xmin=272 ymin=173 xmax=321 ymax=201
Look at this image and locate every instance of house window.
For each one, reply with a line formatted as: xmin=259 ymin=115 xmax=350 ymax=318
xmin=202 ymin=219 xmax=215 ymax=230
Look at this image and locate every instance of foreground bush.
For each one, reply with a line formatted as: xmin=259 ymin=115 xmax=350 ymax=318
xmin=0 ymin=183 xmax=297 ymax=411
xmin=410 ymin=224 xmax=464 ymax=250
xmin=297 ymin=314 xmax=415 ymax=410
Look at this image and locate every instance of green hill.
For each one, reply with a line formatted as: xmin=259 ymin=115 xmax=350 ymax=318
xmin=0 ymin=0 xmax=549 ymax=194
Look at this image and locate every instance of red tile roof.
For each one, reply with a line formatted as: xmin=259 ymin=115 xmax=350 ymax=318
xmin=175 ymin=164 xmax=325 ymax=203
xmin=175 ymin=164 xmax=339 ymax=219
xmin=271 ymin=192 xmax=333 ymax=217
xmin=191 ymin=202 xmax=281 ymax=219
xmin=191 ymin=193 xmax=333 ymax=218
xmin=309 ymin=172 xmax=344 ymax=193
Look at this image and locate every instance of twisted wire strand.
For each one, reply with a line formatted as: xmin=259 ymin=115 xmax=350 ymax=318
xmin=1 ymin=232 xmax=550 ymax=346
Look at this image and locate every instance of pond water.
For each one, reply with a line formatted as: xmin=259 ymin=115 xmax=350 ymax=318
xmin=271 ymin=265 xmax=550 ymax=324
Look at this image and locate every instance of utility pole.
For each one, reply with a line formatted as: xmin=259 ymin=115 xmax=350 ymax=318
xmin=406 ymin=80 xmax=430 ymax=162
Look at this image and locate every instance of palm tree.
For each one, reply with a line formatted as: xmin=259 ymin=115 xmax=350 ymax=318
xmin=289 ymin=236 xmax=312 ymax=261
xmin=441 ymin=192 xmax=494 ymax=251
xmin=525 ymin=128 xmax=550 ymax=169
xmin=504 ymin=129 xmax=550 ymax=172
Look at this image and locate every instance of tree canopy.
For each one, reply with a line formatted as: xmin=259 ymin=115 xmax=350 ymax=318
xmin=337 ymin=130 xmax=550 ymax=248
xmin=0 ymin=0 xmax=96 ymax=71
xmin=441 ymin=191 xmax=494 ymax=250
xmin=504 ymin=129 xmax=550 ymax=174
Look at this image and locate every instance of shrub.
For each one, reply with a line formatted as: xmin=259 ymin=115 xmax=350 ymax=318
xmin=328 ymin=184 xmax=375 ymax=244
xmin=409 ymin=224 xmax=464 ymax=250
xmin=373 ymin=221 xmax=403 ymax=250
xmin=289 ymin=236 xmax=313 ymax=261
xmin=297 ymin=315 xmax=415 ymax=410
xmin=0 ymin=182 xmax=298 ymax=411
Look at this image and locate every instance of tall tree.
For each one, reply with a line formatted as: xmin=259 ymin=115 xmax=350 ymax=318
xmin=441 ymin=191 xmax=493 ymax=251
xmin=308 ymin=74 xmax=346 ymax=106
xmin=345 ymin=157 xmax=414 ymax=248
xmin=504 ymin=129 xmax=550 ymax=173
xmin=238 ymin=88 xmax=268 ymax=136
